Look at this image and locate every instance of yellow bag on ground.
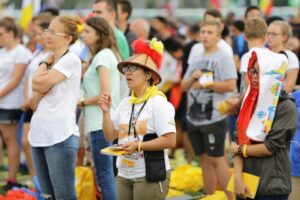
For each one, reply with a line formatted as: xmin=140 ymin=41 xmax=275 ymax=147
xmin=200 ymin=191 xmax=227 ymax=200
xmin=170 ymin=164 xmax=203 ymax=192
xmin=75 ymin=166 xmax=96 ymax=200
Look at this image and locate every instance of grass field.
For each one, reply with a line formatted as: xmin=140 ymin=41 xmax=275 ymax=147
xmin=0 ymin=152 xmax=32 ymax=195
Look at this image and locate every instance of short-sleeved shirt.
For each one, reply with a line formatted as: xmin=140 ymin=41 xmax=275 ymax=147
xmin=0 ymin=44 xmax=32 ymax=109
xmin=187 ymin=39 xmax=233 ymax=66
xmin=114 ymin=28 xmax=130 ymax=60
xmin=239 ymin=48 xmax=299 ymax=91
xmin=26 ymin=50 xmax=51 ymax=98
xmin=111 ymin=95 xmax=176 ymax=179
xmin=184 ymin=48 xmax=237 ymax=126
xmin=240 ymin=49 xmax=299 ymax=74
xmin=82 ymin=48 xmax=121 ymax=134
xmin=29 ymin=52 xmax=82 ymax=147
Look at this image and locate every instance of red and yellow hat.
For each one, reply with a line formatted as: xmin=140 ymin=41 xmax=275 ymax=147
xmin=117 ymin=38 xmax=164 ymax=85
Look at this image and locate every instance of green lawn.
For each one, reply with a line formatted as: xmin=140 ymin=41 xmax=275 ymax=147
xmin=0 ymin=152 xmax=32 ymax=195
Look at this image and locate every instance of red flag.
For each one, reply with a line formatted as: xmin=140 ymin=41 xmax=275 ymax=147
xmin=210 ymin=0 xmax=221 ymax=11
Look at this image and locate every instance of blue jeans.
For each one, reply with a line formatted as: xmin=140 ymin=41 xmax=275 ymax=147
xmin=90 ymin=130 xmax=117 ymax=200
xmin=32 ymin=135 xmax=79 ymax=200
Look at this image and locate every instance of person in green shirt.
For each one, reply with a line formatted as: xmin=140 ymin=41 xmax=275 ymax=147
xmin=81 ymin=17 xmax=122 ymax=200
xmin=92 ymin=0 xmax=130 ymax=60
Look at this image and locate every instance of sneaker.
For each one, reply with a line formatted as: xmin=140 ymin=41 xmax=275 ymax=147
xmin=2 ymin=181 xmax=28 ymax=191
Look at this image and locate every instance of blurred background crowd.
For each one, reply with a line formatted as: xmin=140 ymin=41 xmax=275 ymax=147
xmin=0 ymin=0 xmax=299 ymax=199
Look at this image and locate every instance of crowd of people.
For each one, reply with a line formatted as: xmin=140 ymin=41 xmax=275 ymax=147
xmin=0 ymin=0 xmax=300 ymax=200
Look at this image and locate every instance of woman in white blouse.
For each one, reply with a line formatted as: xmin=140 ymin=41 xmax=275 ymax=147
xmin=267 ymin=20 xmax=299 ymax=93
xmin=0 ymin=16 xmax=32 ymax=190
xmin=21 ymin=13 xmax=53 ymax=182
xmin=29 ymin=16 xmax=82 ymax=200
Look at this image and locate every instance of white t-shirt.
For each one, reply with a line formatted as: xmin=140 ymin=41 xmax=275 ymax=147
xmin=0 ymin=44 xmax=32 ymax=109
xmin=240 ymin=49 xmax=299 ymax=73
xmin=29 ymin=52 xmax=82 ymax=147
xmin=69 ymin=40 xmax=85 ymax=57
xmin=26 ymin=50 xmax=51 ymax=98
xmin=187 ymin=39 xmax=233 ymax=65
xmin=285 ymin=50 xmax=299 ymax=70
xmin=111 ymin=95 xmax=176 ymax=179
xmin=158 ymin=51 xmax=180 ymax=89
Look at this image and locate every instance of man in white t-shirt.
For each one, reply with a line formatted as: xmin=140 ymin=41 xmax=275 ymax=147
xmin=188 ymin=9 xmax=233 ymax=66
xmin=182 ymin=20 xmax=236 ymax=200
xmin=228 ymin=19 xmax=270 ymax=116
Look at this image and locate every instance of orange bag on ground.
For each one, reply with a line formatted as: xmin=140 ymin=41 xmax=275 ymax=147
xmin=75 ymin=166 xmax=97 ymax=200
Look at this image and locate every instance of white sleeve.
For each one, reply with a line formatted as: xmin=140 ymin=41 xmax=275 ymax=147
xmin=287 ymin=51 xmax=299 ymax=71
xmin=187 ymin=43 xmax=202 ymax=65
xmin=15 ymin=47 xmax=32 ymax=64
xmin=153 ymin=97 xmax=176 ymax=136
xmin=218 ymin=39 xmax=233 ymax=57
xmin=225 ymin=44 xmax=233 ymax=57
xmin=240 ymin=53 xmax=250 ymax=73
xmin=111 ymin=98 xmax=128 ymax=130
xmin=53 ymin=53 xmax=81 ymax=78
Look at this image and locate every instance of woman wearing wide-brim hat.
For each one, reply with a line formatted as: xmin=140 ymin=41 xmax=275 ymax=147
xmin=98 ymin=38 xmax=176 ymax=200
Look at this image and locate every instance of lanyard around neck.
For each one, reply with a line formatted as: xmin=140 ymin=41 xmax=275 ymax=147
xmin=128 ymin=100 xmax=148 ymax=140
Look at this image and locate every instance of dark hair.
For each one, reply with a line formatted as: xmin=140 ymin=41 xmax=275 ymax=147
xmin=244 ymin=5 xmax=261 ymax=18
xmin=0 ymin=17 xmax=19 ymax=38
xmin=33 ymin=13 xmax=54 ymax=30
xmin=42 ymin=7 xmax=60 ymax=16
xmin=55 ymin=16 xmax=80 ymax=45
xmin=85 ymin=17 xmax=121 ymax=59
xmin=154 ymin=16 xmax=168 ymax=26
xmin=94 ymin=0 xmax=117 ymax=13
xmin=204 ymin=9 xmax=222 ymax=20
xmin=189 ymin=24 xmax=200 ymax=34
xmin=232 ymin=20 xmax=245 ymax=32
xmin=163 ymin=37 xmax=183 ymax=52
xmin=266 ymin=16 xmax=283 ymax=25
xmin=117 ymin=0 xmax=132 ymax=20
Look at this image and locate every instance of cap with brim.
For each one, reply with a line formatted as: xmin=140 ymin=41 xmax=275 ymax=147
xmin=117 ymin=53 xmax=162 ymax=85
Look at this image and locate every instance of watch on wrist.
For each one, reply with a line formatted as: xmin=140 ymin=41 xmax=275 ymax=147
xmin=238 ymin=145 xmax=244 ymax=157
xmin=39 ymin=61 xmax=51 ymax=69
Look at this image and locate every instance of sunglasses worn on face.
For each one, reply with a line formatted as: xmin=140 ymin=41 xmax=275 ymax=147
xmin=122 ymin=65 xmax=139 ymax=73
xmin=248 ymin=68 xmax=259 ymax=76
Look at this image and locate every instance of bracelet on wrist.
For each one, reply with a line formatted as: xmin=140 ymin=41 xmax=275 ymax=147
xmin=238 ymin=145 xmax=243 ymax=157
xmin=138 ymin=141 xmax=142 ymax=152
xmin=242 ymin=145 xmax=248 ymax=158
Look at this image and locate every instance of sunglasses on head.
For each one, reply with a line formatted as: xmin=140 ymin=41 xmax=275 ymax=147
xmin=122 ymin=65 xmax=139 ymax=73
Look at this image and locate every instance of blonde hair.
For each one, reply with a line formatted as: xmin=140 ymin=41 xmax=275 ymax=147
xmin=201 ymin=19 xmax=222 ymax=35
xmin=245 ymin=18 xmax=267 ymax=40
xmin=269 ymin=20 xmax=293 ymax=43
xmin=54 ymin=16 xmax=81 ymax=45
